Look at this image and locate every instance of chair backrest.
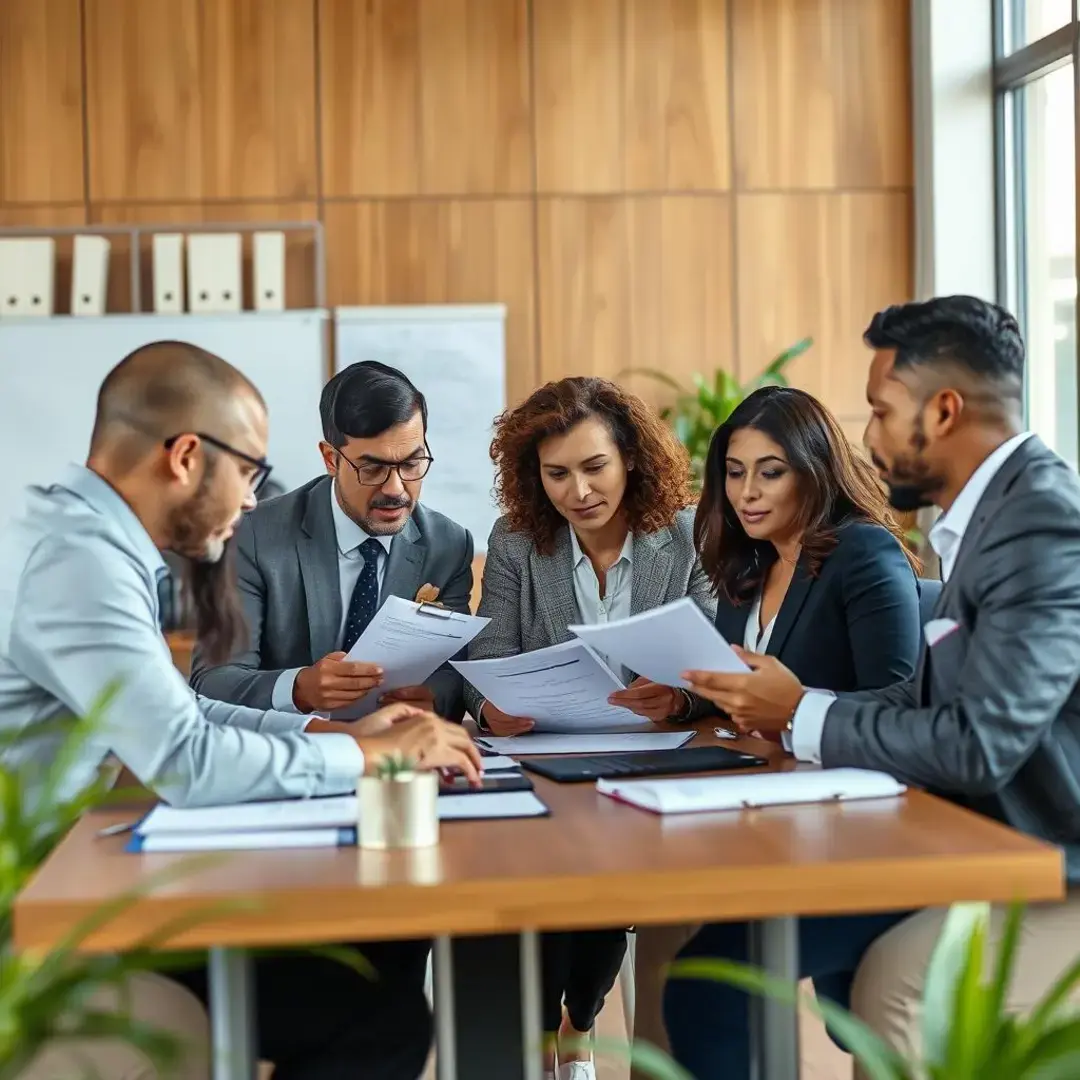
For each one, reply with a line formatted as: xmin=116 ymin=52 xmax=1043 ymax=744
xmin=917 ymin=577 xmax=943 ymax=633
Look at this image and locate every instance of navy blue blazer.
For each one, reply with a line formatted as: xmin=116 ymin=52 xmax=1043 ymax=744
xmin=713 ymin=520 xmax=922 ymax=694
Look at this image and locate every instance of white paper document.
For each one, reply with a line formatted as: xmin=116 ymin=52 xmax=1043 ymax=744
xmin=452 ymin=640 xmax=640 ymax=732
xmin=478 ymin=755 xmax=520 ymax=772
xmin=569 ymin=597 xmax=749 ymax=689
xmin=596 ymin=767 xmax=907 ymax=815
xmin=335 ymin=596 xmax=490 ymax=718
xmin=474 ymin=731 xmax=695 ymax=756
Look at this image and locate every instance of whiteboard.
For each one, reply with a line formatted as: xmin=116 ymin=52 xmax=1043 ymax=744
xmin=334 ymin=305 xmax=506 ymax=553
xmin=0 ymin=311 xmax=328 ymax=525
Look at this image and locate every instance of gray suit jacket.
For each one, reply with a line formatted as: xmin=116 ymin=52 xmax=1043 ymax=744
xmin=190 ymin=476 xmax=474 ymax=721
xmin=823 ymin=437 xmax=1080 ymax=882
xmin=464 ymin=508 xmax=718 ymax=721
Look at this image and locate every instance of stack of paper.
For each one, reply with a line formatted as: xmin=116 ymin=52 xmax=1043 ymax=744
xmin=597 ymin=768 xmax=906 ymax=815
xmin=127 ymin=789 xmax=549 ymax=853
xmin=474 ymin=732 xmax=695 ymax=756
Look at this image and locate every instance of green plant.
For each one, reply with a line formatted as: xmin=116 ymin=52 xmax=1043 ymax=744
xmin=624 ymin=338 xmax=814 ymax=489
xmin=374 ymin=751 xmax=418 ymax=779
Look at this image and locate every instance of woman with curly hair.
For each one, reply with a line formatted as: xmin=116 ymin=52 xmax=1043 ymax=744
xmin=463 ymin=375 xmax=716 ymax=1080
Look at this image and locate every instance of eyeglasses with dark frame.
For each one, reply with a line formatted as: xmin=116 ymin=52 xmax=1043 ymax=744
xmin=163 ymin=432 xmax=274 ymax=494
xmin=335 ymin=448 xmax=434 ymax=487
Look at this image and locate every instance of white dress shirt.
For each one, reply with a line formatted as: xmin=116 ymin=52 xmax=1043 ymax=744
xmin=570 ymin=528 xmax=635 ymax=684
xmin=744 ymin=589 xmax=778 ymax=653
xmin=788 ymin=432 xmax=1034 ymax=763
xmin=272 ymin=485 xmax=394 ymax=711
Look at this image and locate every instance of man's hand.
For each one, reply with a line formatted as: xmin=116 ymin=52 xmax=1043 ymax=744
xmin=293 ymin=651 xmax=383 ymax=713
xmin=683 ymin=647 xmax=805 ymax=735
xmin=357 ymin=710 xmax=484 ymax=784
xmin=304 ymin=701 xmax=422 ymax=738
xmin=378 ymin=685 xmax=436 ymax=711
xmin=608 ymin=678 xmax=684 ymax=722
xmin=480 ymin=701 xmax=535 ymax=737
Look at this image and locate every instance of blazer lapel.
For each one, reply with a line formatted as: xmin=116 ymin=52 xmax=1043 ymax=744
xmin=538 ymin=527 xmax=581 ymax=644
xmin=383 ymin=516 xmax=425 ymax=606
xmin=765 ymin=560 xmax=813 ymax=658
xmin=630 ymin=528 xmax=675 ymax=615
xmin=713 ymin=597 xmax=750 ymax=648
xmin=298 ymin=480 xmax=342 ymax=659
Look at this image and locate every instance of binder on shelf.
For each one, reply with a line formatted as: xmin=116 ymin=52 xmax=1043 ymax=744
xmin=152 ymin=234 xmax=185 ymax=314
xmin=187 ymin=233 xmax=242 ymax=313
xmin=71 ymin=235 xmax=110 ymax=316
xmin=253 ymin=231 xmax=286 ymax=311
xmin=0 ymin=238 xmax=55 ymax=318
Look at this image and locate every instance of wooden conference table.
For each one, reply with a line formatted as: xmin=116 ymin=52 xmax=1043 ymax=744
xmin=15 ymin=726 xmax=1064 ymax=1080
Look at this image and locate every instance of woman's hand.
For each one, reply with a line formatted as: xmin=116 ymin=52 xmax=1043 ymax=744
xmin=608 ymin=678 xmax=685 ymax=722
xmin=480 ymin=701 xmax=535 ymax=737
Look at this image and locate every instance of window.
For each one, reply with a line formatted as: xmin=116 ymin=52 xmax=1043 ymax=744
xmin=995 ymin=8 xmax=1079 ymax=466
xmin=1001 ymin=0 xmax=1072 ymax=55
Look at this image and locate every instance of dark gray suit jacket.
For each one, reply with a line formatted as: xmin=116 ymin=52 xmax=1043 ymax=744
xmin=823 ymin=437 xmax=1080 ymax=882
xmin=190 ymin=476 xmax=474 ymax=721
xmin=464 ymin=508 xmax=718 ymax=721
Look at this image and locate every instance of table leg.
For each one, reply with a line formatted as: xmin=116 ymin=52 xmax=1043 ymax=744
xmin=748 ymin=916 xmax=800 ymax=1080
xmin=207 ymin=946 xmax=256 ymax=1080
xmin=435 ymin=931 xmax=544 ymax=1080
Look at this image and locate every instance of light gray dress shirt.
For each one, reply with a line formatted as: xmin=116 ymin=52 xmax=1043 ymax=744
xmin=0 ymin=465 xmax=364 ymax=808
xmin=271 ymin=485 xmax=392 ymax=711
xmin=788 ymin=432 xmax=1035 ymax=763
xmin=569 ymin=528 xmax=634 ymax=684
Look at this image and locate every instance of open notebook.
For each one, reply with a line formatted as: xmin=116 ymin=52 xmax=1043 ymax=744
xmin=597 ymin=767 xmax=906 ymax=815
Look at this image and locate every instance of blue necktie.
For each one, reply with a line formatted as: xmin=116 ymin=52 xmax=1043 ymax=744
xmin=341 ymin=538 xmax=384 ymax=653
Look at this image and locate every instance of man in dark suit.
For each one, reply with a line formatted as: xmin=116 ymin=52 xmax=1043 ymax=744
xmin=665 ymin=296 xmax=1080 ymax=1076
xmin=191 ymin=360 xmax=474 ymax=720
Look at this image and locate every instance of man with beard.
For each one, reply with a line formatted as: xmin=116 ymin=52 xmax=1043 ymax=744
xmin=190 ymin=360 xmax=474 ymax=720
xmin=661 ymin=295 xmax=1080 ymax=1076
xmin=0 ymin=341 xmax=481 ymax=1079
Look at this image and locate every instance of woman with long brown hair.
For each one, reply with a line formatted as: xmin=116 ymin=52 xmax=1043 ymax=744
xmin=463 ymin=375 xmax=716 ymax=1079
xmin=661 ymin=384 xmax=923 ymax=1078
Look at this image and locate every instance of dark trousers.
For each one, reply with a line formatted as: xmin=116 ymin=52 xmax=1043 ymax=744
xmin=662 ymin=913 xmax=909 ymax=1079
xmin=540 ymin=928 xmax=628 ymax=1034
xmin=171 ymin=939 xmax=432 ymax=1080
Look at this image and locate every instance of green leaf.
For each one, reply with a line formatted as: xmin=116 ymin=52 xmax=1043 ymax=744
xmin=619 ymin=367 xmax=688 ymax=394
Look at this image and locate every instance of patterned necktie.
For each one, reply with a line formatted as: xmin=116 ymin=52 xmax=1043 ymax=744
xmin=341 ymin=538 xmax=385 ymax=653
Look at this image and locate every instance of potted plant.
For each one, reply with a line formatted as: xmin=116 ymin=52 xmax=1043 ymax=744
xmin=624 ymin=338 xmax=814 ymax=490
xmin=357 ymin=751 xmax=439 ymax=851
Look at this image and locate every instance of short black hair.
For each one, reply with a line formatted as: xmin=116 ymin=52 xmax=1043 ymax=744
xmin=320 ymin=361 xmax=427 ymax=448
xmin=863 ymin=295 xmax=1025 ymax=397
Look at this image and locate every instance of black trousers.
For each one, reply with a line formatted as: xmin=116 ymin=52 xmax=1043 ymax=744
xmin=170 ymin=938 xmax=432 ymax=1080
xmin=539 ymin=928 xmax=628 ymax=1034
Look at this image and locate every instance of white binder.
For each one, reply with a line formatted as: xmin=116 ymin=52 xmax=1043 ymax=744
xmin=151 ymin=234 xmax=185 ymax=314
xmin=71 ymin=235 xmax=110 ymax=316
xmin=187 ymin=233 xmax=242 ymax=313
xmin=0 ymin=238 xmax=55 ymax=318
xmin=253 ymin=231 xmax=286 ymax=311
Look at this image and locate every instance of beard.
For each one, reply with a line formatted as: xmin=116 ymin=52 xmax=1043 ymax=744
xmin=871 ymin=420 xmax=943 ymax=514
xmin=168 ymin=469 xmax=247 ymax=665
xmin=338 ymin=481 xmax=414 ymax=536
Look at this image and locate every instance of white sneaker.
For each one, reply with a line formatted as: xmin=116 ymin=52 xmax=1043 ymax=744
xmin=558 ymin=1062 xmax=596 ymax=1080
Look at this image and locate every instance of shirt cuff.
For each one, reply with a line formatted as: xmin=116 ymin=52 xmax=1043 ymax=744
xmin=785 ymin=690 xmax=836 ymax=763
xmin=272 ymin=667 xmax=303 ymax=712
xmin=311 ymin=733 xmax=365 ymax=793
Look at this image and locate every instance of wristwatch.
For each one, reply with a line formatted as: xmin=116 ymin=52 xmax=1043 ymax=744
xmin=669 ymin=688 xmax=695 ymax=722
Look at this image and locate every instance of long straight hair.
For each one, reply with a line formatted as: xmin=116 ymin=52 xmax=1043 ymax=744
xmin=694 ymin=386 xmax=918 ymax=605
xmin=182 ymin=546 xmax=246 ymax=665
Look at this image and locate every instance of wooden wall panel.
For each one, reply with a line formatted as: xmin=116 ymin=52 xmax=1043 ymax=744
xmin=534 ymin=0 xmax=730 ymax=194
xmin=731 ymin=0 xmax=912 ymax=191
xmin=91 ymin=202 xmax=319 ymax=313
xmin=320 ymin=0 xmax=531 ymax=197
xmin=735 ymin=192 xmax=914 ymax=418
xmin=323 ymin=199 xmax=536 ymax=405
xmin=84 ymin=0 xmax=317 ymax=202
xmin=0 ymin=0 xmax=84 ymax=204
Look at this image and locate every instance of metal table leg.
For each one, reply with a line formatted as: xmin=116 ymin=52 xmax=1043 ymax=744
xmin=748 ymin=916 xmax=800 ymax=1080
xmin=207 ymin=946 xmax=257 ymax=1080
xmin=435 ymin=931 xmax=544 ymax=1079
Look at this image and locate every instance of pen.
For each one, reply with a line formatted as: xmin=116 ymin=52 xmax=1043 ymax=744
xmin=96 ymin=820 xmax=136 ymax=839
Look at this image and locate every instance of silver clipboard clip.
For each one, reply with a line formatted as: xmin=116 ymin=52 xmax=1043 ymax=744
xmin=417 ymin=602 xmax=453 ymax=620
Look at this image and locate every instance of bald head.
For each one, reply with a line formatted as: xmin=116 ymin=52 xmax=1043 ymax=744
xmin=89 ymin=341 xmax=265 ymax=467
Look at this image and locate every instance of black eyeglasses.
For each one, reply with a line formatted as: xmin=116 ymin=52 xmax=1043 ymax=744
xmin=164 ymin=432 xmax=273 ymax=494
xmin=336 ymin=449 xmax=434 ymax=487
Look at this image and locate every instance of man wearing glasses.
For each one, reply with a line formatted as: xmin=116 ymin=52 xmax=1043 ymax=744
xmin=190 ymin=359 xmax=474 ymax=720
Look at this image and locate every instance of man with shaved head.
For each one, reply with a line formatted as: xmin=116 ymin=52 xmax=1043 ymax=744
xmin=1 ymin=341 xmax=477 ymax=1078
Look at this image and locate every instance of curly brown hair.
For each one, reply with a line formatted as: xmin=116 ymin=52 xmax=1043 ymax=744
xmin=490 ymin=376 xmax=694 ymax=554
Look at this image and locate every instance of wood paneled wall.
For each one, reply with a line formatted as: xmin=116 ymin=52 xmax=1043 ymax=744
xmin=0 ymin=0 xmax=912 ymax=426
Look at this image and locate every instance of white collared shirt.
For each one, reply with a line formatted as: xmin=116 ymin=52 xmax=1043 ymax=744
xmin=570 ymin=528 xmax=634 ymax=685
xmin=789 ymin=432 xmax=1033 ymax=763
xmin=744 ymin=589 xmax=778 ymax=654
xmin=271 ymin=484 xmax=394 ymax=711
